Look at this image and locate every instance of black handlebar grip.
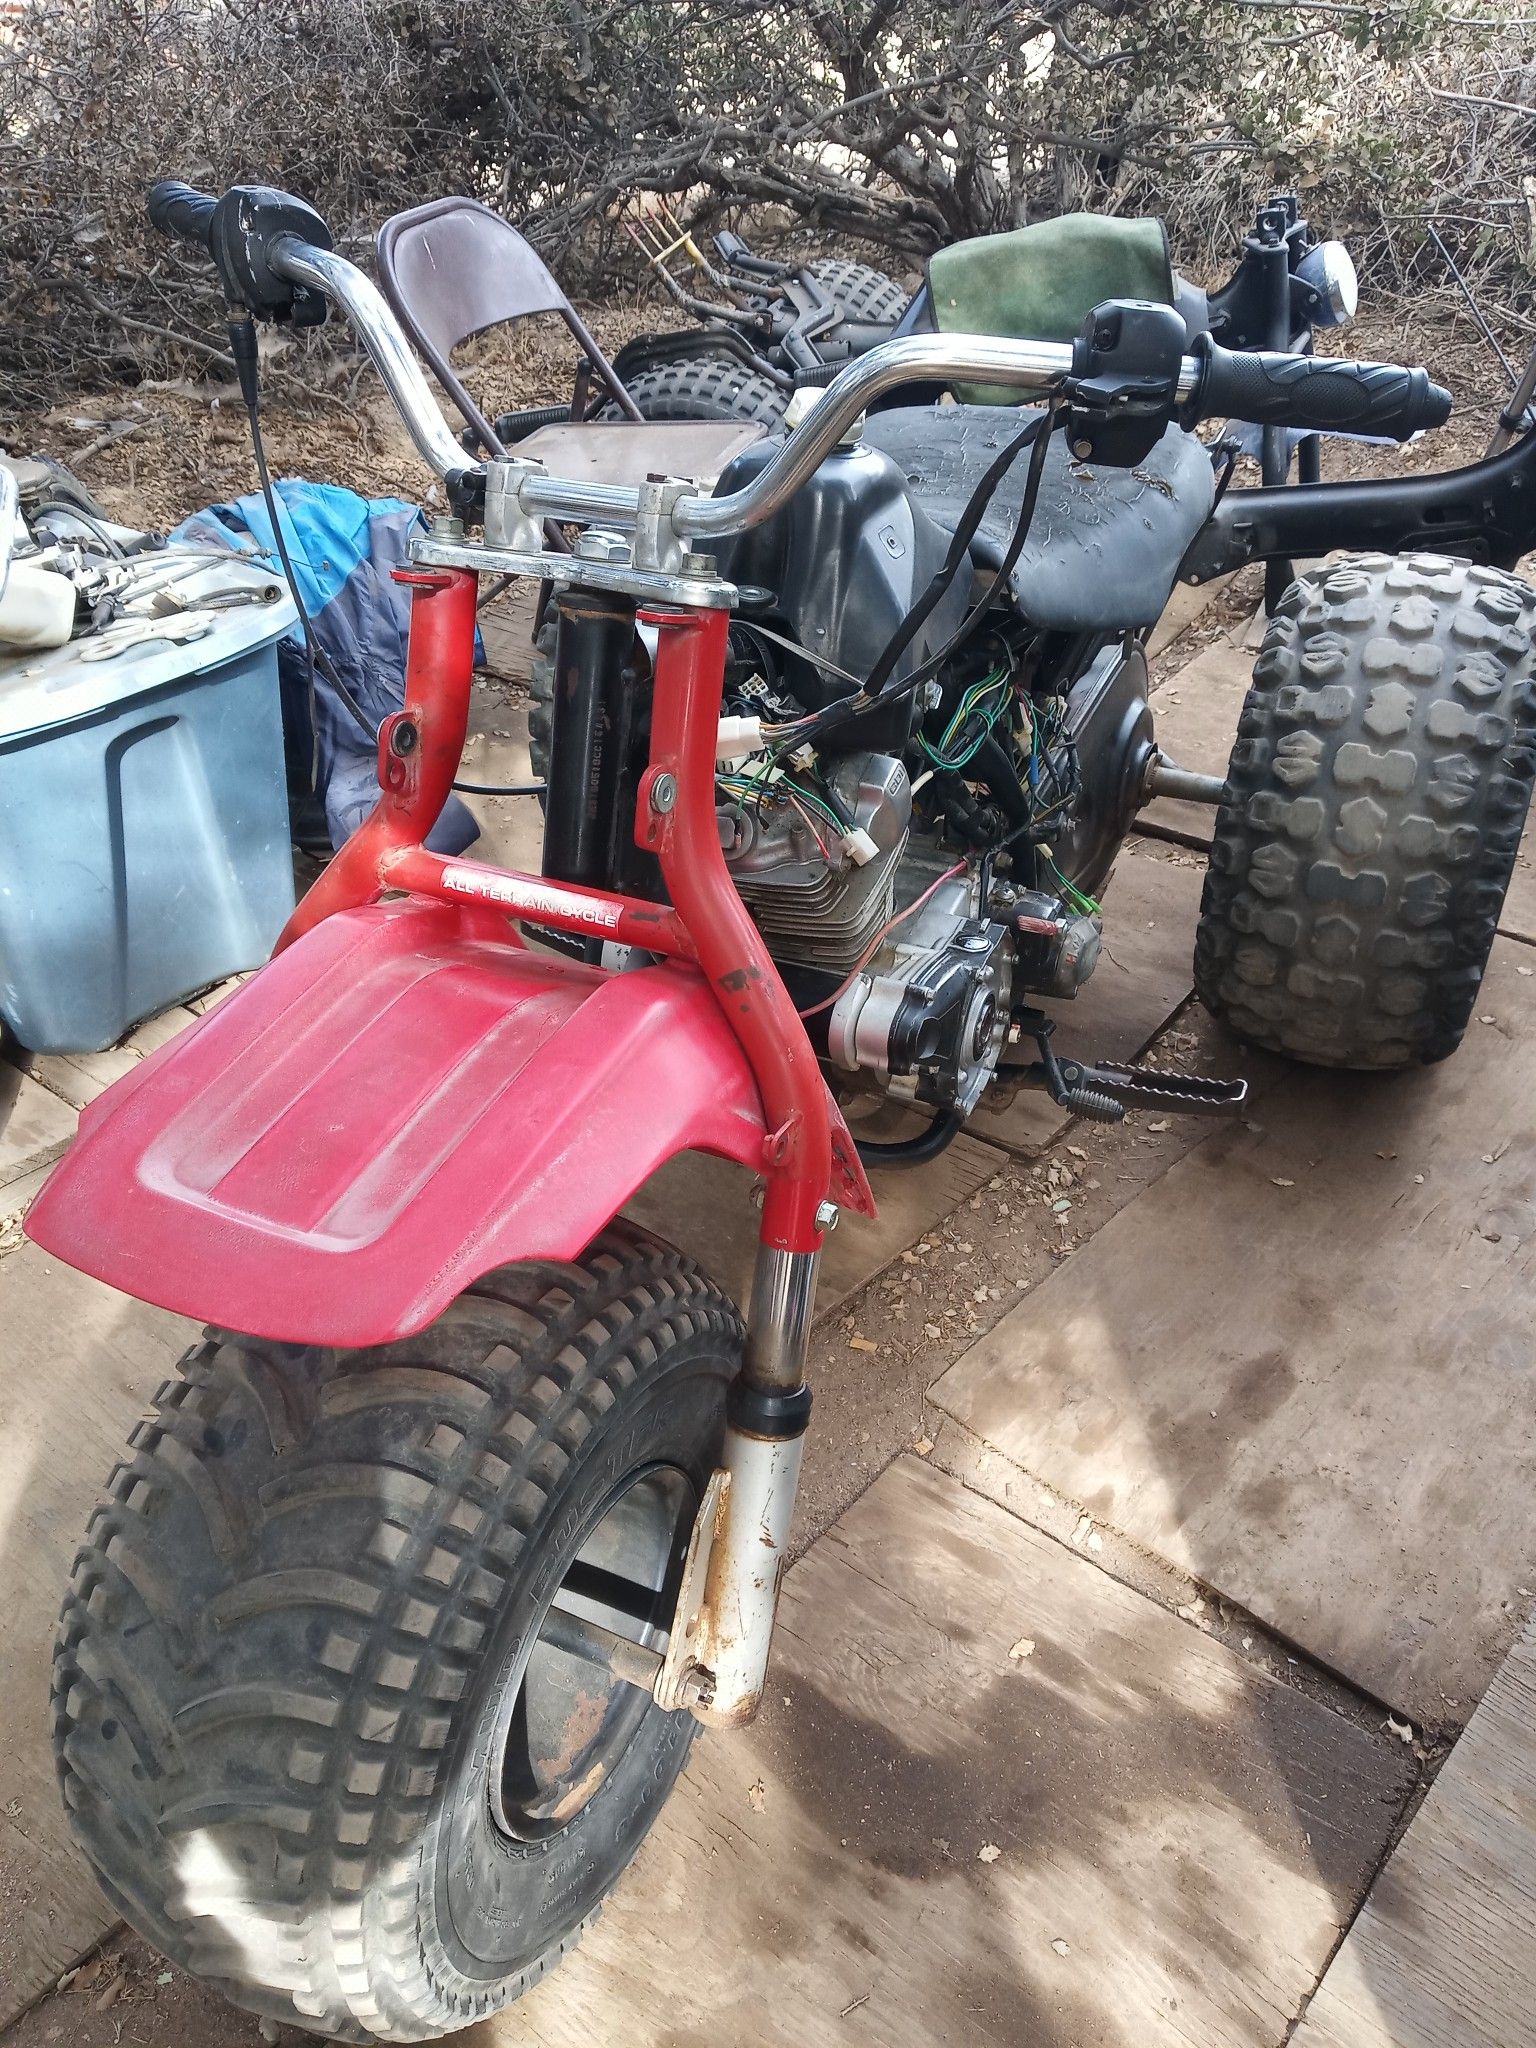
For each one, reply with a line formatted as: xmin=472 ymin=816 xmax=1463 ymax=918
xmin=1194 ymin=338 xmax=1453 ymax=442
xmin=147 ymin=180 xmax=219 ymax=251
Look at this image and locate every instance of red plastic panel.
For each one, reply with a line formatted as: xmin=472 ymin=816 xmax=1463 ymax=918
xmin=26 ymin=900 xmax=773 ymax=1345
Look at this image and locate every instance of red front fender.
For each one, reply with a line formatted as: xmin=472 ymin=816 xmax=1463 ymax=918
xmin=25 ymin=899 xmax=872 ymax=1346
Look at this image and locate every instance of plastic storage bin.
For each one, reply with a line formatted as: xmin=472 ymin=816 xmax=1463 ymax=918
xmin=0 ymin=553 xmax=298 ymax=1053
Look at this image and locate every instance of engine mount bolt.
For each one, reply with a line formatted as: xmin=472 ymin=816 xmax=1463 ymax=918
xmin=650 ymin=772 xmax=678 ymax=814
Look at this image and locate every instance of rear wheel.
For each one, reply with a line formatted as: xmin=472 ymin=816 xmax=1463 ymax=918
xmin=53 ymin=1224 xmax=739 ymax=2042
xmin=608 ymin=357 xmax=788 ymax=428
xmin=1194 ymin=552 xmax=1536 ymax=1068
xmin=808 ymin=258 xmax=910 ymax=326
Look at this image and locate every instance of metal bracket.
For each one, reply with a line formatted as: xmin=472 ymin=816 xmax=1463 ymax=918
xmin=633 ymin=478 xmax=691 ymax=573
xmin=410 ymin=533 xmax=738 ymax=610
xmin=482 ymin=456 xmax=550 ymax=555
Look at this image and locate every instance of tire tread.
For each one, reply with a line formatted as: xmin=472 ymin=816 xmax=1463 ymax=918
xmin=1194 ymin=552 xmax=1536 ymax=1067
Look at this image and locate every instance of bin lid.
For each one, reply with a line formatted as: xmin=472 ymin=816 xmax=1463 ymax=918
xmin=0 ymin=549 xmax=298 ymax=744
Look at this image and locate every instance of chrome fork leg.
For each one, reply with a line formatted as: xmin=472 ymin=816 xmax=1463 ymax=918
xmin=683 ymin=1240 xmax=821 ymax=1726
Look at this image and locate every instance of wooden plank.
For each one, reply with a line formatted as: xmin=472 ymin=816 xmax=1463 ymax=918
xmin=0 ymin=1246 xmax=198 ymax=2024
xmin=1145 ymin=569 xmax=1233 ymax=659
xmin=1140 ymin=637 xmax=1251 ymax=846
xmin=933 ymin=937 xmax=1536 ymax=1725
xmin=0 ymin=1066 xmax=76 ymax=1193
xmin=629 ymin=1129 xmax=1007 ymax=1316
xmin=508 ymin=1457 xmax=1414 ymax=2048
xmin=17 ymin=1005 xmax=203 ymax=1114
xmin=967 ymin=839 xmax=1202 ymax=1156
xmin=1293 ymin=1615 xmax=1536 ymax=2048
xmin=1500 ymin=837 xmax=1536 ymax=946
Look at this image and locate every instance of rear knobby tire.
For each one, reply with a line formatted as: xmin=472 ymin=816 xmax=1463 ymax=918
xmin=1194 ymin=552 xmax=1536 ymax=1069
xmin=807 ymin=259 xmax=910 ymax=326
xmin=528 ymin=612 xmax=556 ymax=787
xmin=53 ymin=1225 xmax=740 ymax=2042
xmin=608 ymin=357 xmax=788 ymax=428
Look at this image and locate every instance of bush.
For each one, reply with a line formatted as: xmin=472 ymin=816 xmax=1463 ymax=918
xmin=1 ymin=0 xmax=1530 ymax=404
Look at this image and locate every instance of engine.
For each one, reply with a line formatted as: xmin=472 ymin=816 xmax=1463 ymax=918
xmin=829 ymin=866 xmax=1012 ymax=1115
xmin=721 ymin=751 xmax=910 ymax=973
xmin=721 ymin=753 xmax=1017 ymax=1114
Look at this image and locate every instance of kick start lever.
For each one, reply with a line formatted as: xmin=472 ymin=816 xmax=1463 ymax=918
xmin=1003 ymin=1012 xmax=1248 ymax=1123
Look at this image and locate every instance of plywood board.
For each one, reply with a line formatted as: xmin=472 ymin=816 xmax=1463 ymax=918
xmin=1292 ymin=1615 xmax=1536 ymax=2048
xmin=968 ymin=839 xmax=1202 ymax=1156
xmin=933 ymin=938 xmax=1536 ymax=1725
xmin=1140 ymin=637 xmax=1251 ymax=845
xmin=0 ymin=1067 xmax=76 ymax=1196
xmin=1145 ymin=569 xmax=1233 ymax=658
xmin=1500 ymin=835 xmax=1536 ymax=946
xmin=0 ymin=1246 xmax=198 ymax=2024
xmin=503 ymin=1457 xmax=1414 ymax=2048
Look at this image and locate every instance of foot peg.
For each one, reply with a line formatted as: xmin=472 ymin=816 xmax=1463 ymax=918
xmin=1076 ymin=1060 xmax=1248 ymax=1117
xmin=1003 ymin=1011 xmax=1248 ymax=1123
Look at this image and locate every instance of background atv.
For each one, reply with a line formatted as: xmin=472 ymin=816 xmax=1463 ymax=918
xmin=594 ymin=191 xmax=1358 ymax=435
xmin=606 ymin=203 xmax=910 ymax=427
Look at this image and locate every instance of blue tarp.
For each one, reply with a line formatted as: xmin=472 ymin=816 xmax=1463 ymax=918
xmin=172 ymin=481 xmax=479 ymax=854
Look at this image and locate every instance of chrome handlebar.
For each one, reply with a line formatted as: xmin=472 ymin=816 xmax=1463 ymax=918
xmin=270 ymin=235 xmax=1204 ymax=550
xmin=273 ymin=241 xmax=474 ymax=482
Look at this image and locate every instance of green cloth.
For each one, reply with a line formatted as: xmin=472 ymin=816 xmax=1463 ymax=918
xmin=929 ymin=214 xmax=1174 ymax=406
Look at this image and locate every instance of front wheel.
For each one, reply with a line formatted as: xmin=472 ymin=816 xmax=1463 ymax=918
xmin=1195 ymin=552 xmax=1536 ymax=1068
xmin=53 ymin=1225 xmax=740 ymax=2042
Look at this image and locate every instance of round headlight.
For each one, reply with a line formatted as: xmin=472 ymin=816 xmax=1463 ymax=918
xmin=1296 ymin=240 xmax=1358 ymax=328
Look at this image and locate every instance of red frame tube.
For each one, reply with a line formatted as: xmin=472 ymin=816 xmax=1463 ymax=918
xmin=275 ymin=564 xmax=871 ymax=1252
xmin=637 ymin=605 xmax=835 ymax=1254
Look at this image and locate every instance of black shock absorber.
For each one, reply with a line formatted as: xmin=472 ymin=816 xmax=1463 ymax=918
xmin=542 ymin=586 xmax=657 ymax=902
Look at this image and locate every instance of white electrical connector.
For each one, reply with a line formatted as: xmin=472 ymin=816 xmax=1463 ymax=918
xmin=715 ymin=714 xmax=764 ymax=763
xmin=841 ymin=826 xmax=880 ymax=867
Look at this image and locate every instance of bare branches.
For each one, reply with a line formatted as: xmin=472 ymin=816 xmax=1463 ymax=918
xmin=3 ymin=0 xmax=1530 ymax=406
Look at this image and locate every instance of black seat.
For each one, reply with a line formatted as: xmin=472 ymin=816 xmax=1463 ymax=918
xmin=858 ymin=405 xmax=1215 ymax=634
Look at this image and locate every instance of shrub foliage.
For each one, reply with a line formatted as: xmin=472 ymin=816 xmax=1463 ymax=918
xmin=2 ymin=0 xmax=1531 ymax=401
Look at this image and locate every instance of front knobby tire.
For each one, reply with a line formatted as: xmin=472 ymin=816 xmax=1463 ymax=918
xmin=52 ymin=1225 xmax=741 ymax=2042
xmin=1195 ymin=552 xmax=1536 ymax=1069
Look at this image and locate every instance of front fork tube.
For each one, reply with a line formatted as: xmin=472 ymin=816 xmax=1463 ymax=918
xmin=687 ymin=1242 xmax=821 ymax=1727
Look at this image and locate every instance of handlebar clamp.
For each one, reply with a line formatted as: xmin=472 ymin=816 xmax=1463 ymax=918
xmin=1064 ymin=300 xmax=1188 ymax=468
